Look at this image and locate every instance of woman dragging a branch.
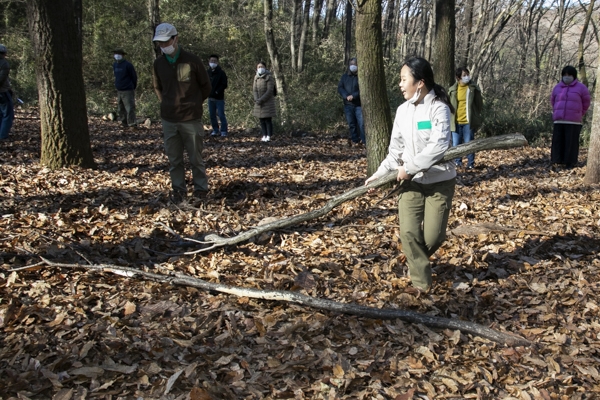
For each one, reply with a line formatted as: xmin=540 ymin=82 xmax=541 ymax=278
xmin=365 ymin=57 xmax=456 ymax=293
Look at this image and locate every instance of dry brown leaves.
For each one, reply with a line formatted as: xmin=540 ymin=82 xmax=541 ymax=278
xmin=1 ymin=111 xmax=600 ymax=399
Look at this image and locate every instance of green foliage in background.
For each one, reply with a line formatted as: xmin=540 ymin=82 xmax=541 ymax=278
xmin=0 ymin=0 xmax=586 ymax=142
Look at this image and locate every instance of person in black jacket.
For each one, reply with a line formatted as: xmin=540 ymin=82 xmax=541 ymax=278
xmin=337 ymin=57 xmax=365 ymax=146
xmin=112 ymin=49 xmax=137 ymax=127
xmin=207 ymin=55 xmax=228 ymax=137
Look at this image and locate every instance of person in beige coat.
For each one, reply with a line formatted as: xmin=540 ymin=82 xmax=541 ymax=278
xmin=253 ymin=61 xmax=277 ymax=142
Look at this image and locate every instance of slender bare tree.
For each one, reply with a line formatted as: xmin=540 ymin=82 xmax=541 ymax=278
xmin=297 ymin=0 xmax=311 ymax=72
xmin=148 ymin=0 xmax=161 ymax=58
xmin=577 ymin=0 xmax=595 ymax=86
xmin=264 ymin=0 xmax=287 ymax=115
xmin=585 ymin=59 xmax=600 ymax=184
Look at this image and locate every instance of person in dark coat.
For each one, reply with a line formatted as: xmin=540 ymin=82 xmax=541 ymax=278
xmin=338 ymin=57 xmax=365 ymax=146
xmin=207 ymin=54 xmax=228 ymax=137
xmin=0 ymin=44 xmax=14 ymax=140
xmin=112 ymin=49 xmax=138 ymax=127
xmin=253 ymin=61 xmax=277 ymax=142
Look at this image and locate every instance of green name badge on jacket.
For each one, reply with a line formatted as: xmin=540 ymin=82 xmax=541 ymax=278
xmin=417 ymin=120 xmax=432 ymax=130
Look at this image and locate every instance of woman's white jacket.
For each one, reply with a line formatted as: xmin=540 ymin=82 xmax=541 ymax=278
xmin=370 ymin=89 xmax=456 ymax=185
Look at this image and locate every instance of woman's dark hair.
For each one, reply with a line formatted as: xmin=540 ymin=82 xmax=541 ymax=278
xmin=257 ymin=60 xmax=267 ymax=68
xmin=561 ymin=65 xmax=577 ymax=79
xmin=403 ymin=57 xmax=455 ymax=114
xmin=455 ymin=66 xmax=469 ymax=79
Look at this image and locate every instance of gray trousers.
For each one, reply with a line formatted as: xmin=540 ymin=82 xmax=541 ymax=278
xmin=398 ymin=178 xmax=456 ymax=290
xmin=117 ymin=90 xmax=136 ymax=126
xmin=162 ymin=119 xmax=208 ymax=193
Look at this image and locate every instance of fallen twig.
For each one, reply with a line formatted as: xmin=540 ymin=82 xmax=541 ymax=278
xmin=29 ymin=258 xmax=533 ymax=348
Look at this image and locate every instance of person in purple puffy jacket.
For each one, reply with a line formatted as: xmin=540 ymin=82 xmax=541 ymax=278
xmin=550 ymin=66 xmax=591 ymax=168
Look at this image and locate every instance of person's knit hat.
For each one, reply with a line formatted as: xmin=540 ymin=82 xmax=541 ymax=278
xmin=153 ymin=23 xmax=177 ymax=42
xmin=0 ymin=44 xmax=6 ymax=53
xmin=113 ymin=49 xmax=126 ymax=55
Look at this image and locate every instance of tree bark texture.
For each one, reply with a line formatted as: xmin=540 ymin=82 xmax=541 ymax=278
xmin=344 ymin=0 xmax=353 ymax=66
xmin=432 ymin=0 xmax=455 ymax=88
xmin=322 ymin=0 xmax=337 ymax=41
xmin=356 ymin=0 xmax=393 ymax=177
xmin=297 ymin=0 xmax=311 ymax=73
xmin=264 ymin=0 xmax=287 ymax=116
xmin=35 ymin=259 xmax=532 ymax=348
xmin=585 ymin=62 xmax=600 ymax=184
xmin=199 ymin=134 xmax=528 ymax=253
xmin=148 ymin=0 xmax=161 ymax=59
xmin=290 ymin=0 xmax=302 ymax=71
xmin=576 ymin=0 xmax=595 ymax=87
xmin=459 ymin=0 xmax=474 ymax=68
xmin=383 ymin=0 xmax=396 ymax=59
xmin=26 ymin=0 xmax=95 ymax=170
xmin=312 ymin=0 xmax=324 ymax=43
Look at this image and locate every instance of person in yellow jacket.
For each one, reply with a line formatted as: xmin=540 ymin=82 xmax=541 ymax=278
xmin=448 ymin=67 xmax=483 ymax=169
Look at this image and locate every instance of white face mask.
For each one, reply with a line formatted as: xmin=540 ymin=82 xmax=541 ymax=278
xmin=407 ymin=87 xmax=422 ymax=104
xmin=161 ymin=44 xmax=176 ymax=55
xmin=461 ymin=75 xmax=470 ymax=84
xmin=562 ymin=76 xmax=574 ymax=84
xmin=114 ymin=54 xmax=123 ymax=61
xmin=257 ymin=67 xmax=266 ymax=75
xmin=349 ymin=65 xmax=358 ymax=73
xmin=209 ymin=62 xmax=218 ymax=69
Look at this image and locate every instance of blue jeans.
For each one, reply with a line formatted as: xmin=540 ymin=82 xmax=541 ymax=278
xmin=208 ymin=98 xmax=227 ymax=134
xmin=0 ymin=91 xmax=14 ymax=139
xmin=452 ymin=124 xmax=474 ymax=167
xmin=344 ymin=104 xmax=365 ymax=144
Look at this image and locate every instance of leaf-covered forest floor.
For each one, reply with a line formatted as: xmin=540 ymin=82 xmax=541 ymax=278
xmin=1 ymin=109 xmax=600 ymax=400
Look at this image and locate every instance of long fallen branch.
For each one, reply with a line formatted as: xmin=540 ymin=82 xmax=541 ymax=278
xmin=31 ymin=258 xmax=532 ymax=347
xmin=193 ymin=133 xmax=528 ymax=253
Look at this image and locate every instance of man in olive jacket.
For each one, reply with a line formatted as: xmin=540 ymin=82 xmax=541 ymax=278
xmin=448 ymin=67 xmax=483 ymax=169
xmin=152 ymin=23 xmax=212 ymax=204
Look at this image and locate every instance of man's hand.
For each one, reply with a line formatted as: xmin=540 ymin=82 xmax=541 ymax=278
xmin=365 ymin=175 xmax=379 ymax=194
xmin=397 ymin=165 xmax=413 ymax=181
xmin=346 ymin=95 xmax=353 ymax=102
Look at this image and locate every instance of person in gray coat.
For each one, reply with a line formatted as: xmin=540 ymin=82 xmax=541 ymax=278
xmin=253 ymin=61 xmax=276 ymax=142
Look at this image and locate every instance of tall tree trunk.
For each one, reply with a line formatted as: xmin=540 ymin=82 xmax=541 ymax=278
xmin=264 ymin=0 xmax=287 ymax=117
xmin=322 ymin=0 xmax=337 ymax=41
xmin=344 ymin=0 xmax=353 ymax=66
xmin=148 ymin=0 xmax=161 ymax=58
xmin=399 ymin=0 xmax=413 ymax=60
xmin=577 ymin=0 xmax=594 ymax=87
xmin=312 ymin=0 xmax=324 ymax=43
xmin=297 ymin=0 xmax=311 ymax=73
xmin=26 ymin=0 xmax=95 ymax=170
xmin=424 ymin=0 xmax=434 ymax=60
xmin=383 ymin=0 xmax=396 ymax=59
xmin=459 ymin=0 xmax=474 ymax=68
xmin=356 ymin=0 xmax=393 ymax=176
xmin=290 ymin=0 xmax=302 ymax=72
xmin=585 ymin=59 xmax=600 ymax=184
xmin=433 ymin=0 xmax=455 ymax=88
